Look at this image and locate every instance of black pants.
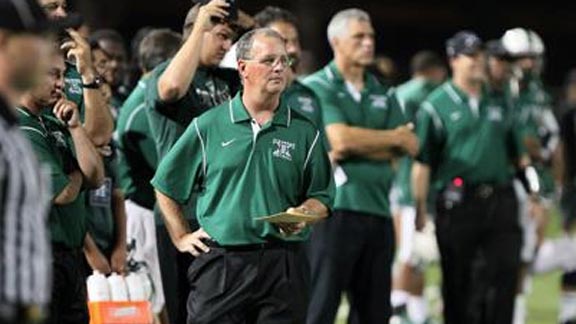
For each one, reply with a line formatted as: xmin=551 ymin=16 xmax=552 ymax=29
xmin=435 ymin=184 xmax=521 ymax=324
xmin=46 ymin=247 xmax=89 ymax=324
xmin=156 ymin=222 xmax=195 ymax=324
xmin=186 ymin=242 xmax=309 ymax=324
xmin=306 ymin=210 xmax=395 ymax=324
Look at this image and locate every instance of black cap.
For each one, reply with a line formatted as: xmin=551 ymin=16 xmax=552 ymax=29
xmin=446 ymin=31 xmax=483 ymax=57
xmin=485 ymin=39 xmax=510 ymax=59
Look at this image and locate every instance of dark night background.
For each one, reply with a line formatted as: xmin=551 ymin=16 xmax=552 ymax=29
xmin=70 ymin=0 xmax=576 ymax=94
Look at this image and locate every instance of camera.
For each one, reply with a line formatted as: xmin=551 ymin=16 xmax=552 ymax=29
xmin=195 ymin=0 xmax=238 ymax=23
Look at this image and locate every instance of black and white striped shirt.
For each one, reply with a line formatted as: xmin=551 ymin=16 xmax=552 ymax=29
xmin=0 ymin=98 xmax=51 ymax=306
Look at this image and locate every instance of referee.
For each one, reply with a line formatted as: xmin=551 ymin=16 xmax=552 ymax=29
xmin=0 ymin=1 xmax=55 ymax=323
xmin=413 ymin=31 xmax=525 ymax=324
xmin=152 ymin=28 xmax=334 ymax=323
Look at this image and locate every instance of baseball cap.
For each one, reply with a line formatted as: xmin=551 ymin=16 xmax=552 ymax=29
xmin=0 ymin=0 xmax=78 ymax=33
xmin=485 ymin=39 xmax=510 ymax=59
xmin=446 ymin=31 xmax=483 ymax=58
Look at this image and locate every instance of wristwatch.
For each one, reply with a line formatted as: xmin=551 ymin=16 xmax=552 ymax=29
xmin=82 ymin=75 xmax=104 ymax=89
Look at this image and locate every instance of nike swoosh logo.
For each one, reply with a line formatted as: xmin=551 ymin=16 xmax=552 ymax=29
xmin=221 ymin=139 xmax=236 ymax=147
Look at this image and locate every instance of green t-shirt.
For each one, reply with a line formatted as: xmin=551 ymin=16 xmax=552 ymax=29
xmin=145 ymin=61 xmax=241 ymax=160
xmin=17 ymin=107 xmax=87 ymax=248
xmin=151 ymin=92 xmax=335 ymax=245
xmin=146 ymin=61 xmax=240 ymax=223
xmin=416 ymin=81 xmax=524 ymax=192
xmin=393 ymin=77 xmax=441 ymax=207
xmin=85 ymin=151 xmax=119 ymax=254
xmin=116 ymin=77 xmax=157 ymax=210
xmin=304 ymin=61 xmax=407 ymax=217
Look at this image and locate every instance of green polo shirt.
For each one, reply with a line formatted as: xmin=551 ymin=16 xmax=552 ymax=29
xmin=397 ymin=78 xmax=440 ymax=121
xmin=145 ymin=61 xmax=241 ymax=160
xmin=284 ymin=79 xmax=323 ymax=128
xmin=394 ymin=77 xmax=441 ymax=207
xmin=86 ymin=152 xmax=119 ymax=255
xmin=416 ymin=81 xmax=524 ymax=193
xmin=17 ymin=107 xmax=87 ymax=248
xmin=116 ymin=77 xmax=157 ymax=210
xmin=151 ymin=92 xmax=335 ymax=245
xmin=514 ymin=77 xmax=556 ymax=196
xmin=304 ymin=61 xmax=406 ymax=218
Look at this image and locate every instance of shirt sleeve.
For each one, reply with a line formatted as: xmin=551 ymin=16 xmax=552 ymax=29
xmin=308 ymin=82 xmax=347 ymax=126
xmin=303 ymin=131 xmax=335 ymax=212
xmin=385 ymin=89 xmax=409 ymax=129
xmin=146 ymin=63 xmax=195 ymax=116
xmin=150 ymin=117 xmax=205 ymax=205
xmin=415 ymin=101 xmax=444 ymax=166
xmin=21 ymin=128 xmax=70 ymax=200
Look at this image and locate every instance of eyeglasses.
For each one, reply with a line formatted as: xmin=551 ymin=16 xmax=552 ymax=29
xmin=241 ymin=55 xmax=293 ymax=68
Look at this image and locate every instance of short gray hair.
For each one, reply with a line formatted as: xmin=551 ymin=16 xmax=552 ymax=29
xmin=327 ymin=8 xmax=371 ymax=43
xmin=236 ymin=28 xmax=285 ymax=61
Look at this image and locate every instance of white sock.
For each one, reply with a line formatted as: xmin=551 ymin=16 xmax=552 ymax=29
xmin=533 ymin=239 xmax=564 ymax=273
xmin=513 ymin=294 xmax=527 ymax=324
xmin=407 ymin=295 xmax=428 ymax=324
xmin=391 ymin=290 xmax=410 ymax=308
xmin=559 ymin=292 xmax=576 ymax=322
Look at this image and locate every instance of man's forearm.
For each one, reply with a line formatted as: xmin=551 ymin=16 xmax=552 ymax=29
xmin=69 ymin=126 xmax=104 ymax=188
xmin=112 ymin=189 xmax=127 ymax=248
xmin=327 ymin=124 xmax=404 ymax=161
xmin=157 ymin=25 xmax=204 ymax=102
xmin=412 ymin=161 xmax=430 ymax=210
xmin=81 ymin=73 xmax=114 ymax=146
xmin=156 ymin=190 xmax=192 ymax=245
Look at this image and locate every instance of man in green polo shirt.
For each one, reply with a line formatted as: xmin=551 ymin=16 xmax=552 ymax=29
xmin=390 ymin=50 xmax=446 ymax=324
xmin=18 ymin=47 xmax=104 ymax=324
xmin=145 ymin=2 xmax=241 ymax=322
xmin=152 ymin=28 xmax=334 ymax=323
xmin=304 ymin=9 xmax=418 ymax=324
xmin=116 ymin=28 xmax=181 ymax=321
xmin=413 ymin=31 xmax=526 ymax=324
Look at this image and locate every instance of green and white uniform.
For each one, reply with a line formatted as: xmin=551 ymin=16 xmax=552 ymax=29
xmin=151 ymin=92 xmax=334 ymax=245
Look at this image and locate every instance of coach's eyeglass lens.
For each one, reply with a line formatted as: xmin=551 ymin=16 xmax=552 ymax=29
xmin=242 ymin=55 xmax=293 ymax=68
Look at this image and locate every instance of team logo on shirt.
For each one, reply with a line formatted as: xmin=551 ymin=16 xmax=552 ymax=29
xmin=369 ymin=95 xmax=388 ymax=109
xmin=51 ymin=131 xmax=67 ymax=147
xmin=297 ymin=97 xmax=315 ymax=113
xmin=272 ymin=138 xmax=295 ymax=161
xmin=65 ymin=78 xmax=82 ymax=95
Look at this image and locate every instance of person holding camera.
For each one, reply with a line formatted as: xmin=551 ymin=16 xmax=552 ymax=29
xmin=17 ymin=45 xmax=104 ymax=324
xmin=145 ymin=1 xmax=242 ymax=322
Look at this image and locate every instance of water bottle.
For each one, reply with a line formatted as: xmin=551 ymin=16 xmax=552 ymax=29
xmin=107 ymin=272 xmax=129 ymax=301
xmin=125 ymin=272 xmax=146 ymax=301
xmin=86 ymin=270 xmax=111 ymax=301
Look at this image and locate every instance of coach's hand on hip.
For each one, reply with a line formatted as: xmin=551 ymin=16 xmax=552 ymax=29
xmin=176 ymin=228 xmax=212 ymax=257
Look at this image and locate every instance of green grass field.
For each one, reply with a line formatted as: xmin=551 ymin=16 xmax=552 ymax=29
xmin=336 ymin=211 xmax=564 ymax=324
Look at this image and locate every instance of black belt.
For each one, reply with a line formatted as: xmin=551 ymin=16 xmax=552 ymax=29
xmin=204 ymin=239 xmax=301 ymax=252
xmin=464 ymin=182 xmax=513 ymax=199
